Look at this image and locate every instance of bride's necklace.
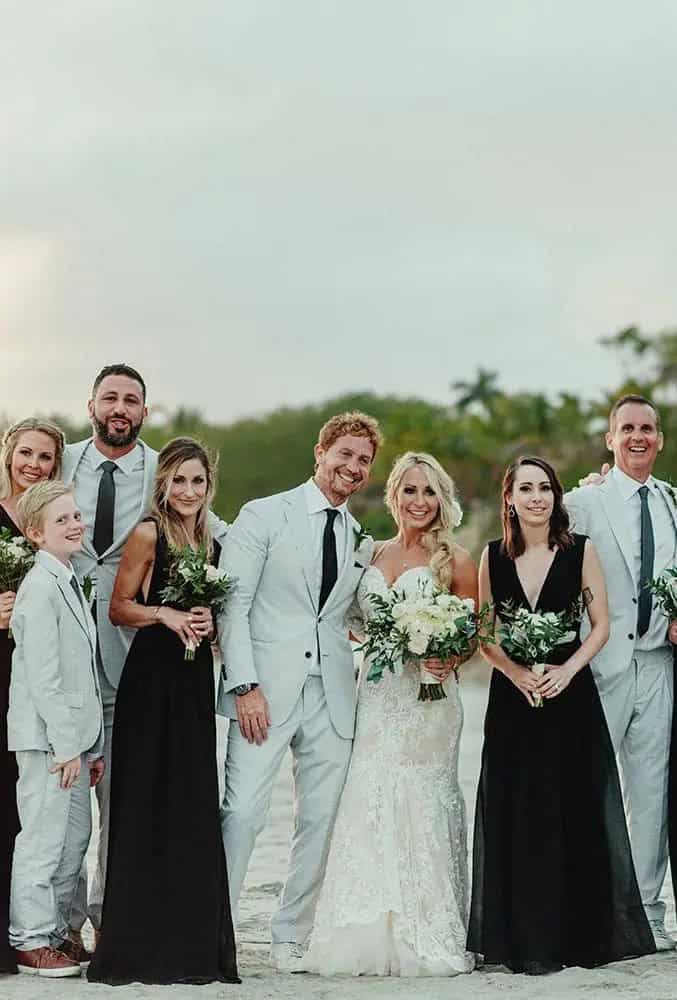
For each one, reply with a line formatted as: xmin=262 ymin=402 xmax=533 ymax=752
xmin=387 ymin=537 xmax=426 ymax=570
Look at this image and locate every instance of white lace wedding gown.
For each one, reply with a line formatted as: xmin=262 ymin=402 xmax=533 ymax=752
xmin=305 ymin=566 xmax=474 ymax=977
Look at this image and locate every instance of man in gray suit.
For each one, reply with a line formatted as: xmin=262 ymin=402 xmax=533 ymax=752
xmin=62 ymin=364 xmax=157 ymax=945
xmin=218 ymin=411 xmax=382 ymax=972
xmin=566 ymin=394 xmax=677 ymax=950
xmin=8 ymin=482 xmax=104 ymax=978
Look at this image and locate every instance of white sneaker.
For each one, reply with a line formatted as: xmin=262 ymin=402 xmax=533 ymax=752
xmin=649 ymin=920 xmax=677 ymax=952
xmin=269 ymin=942 xmax=306 ymax=973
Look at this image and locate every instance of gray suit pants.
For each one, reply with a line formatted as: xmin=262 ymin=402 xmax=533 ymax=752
xmin=10 ymin=752 xmax=91 ymax=951
xmin=600 ymin=646 xmax=673 ymax=922
xmin=221 ymin=676 xmax=352 ymax=945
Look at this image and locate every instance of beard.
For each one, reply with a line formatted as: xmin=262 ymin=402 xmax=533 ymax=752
xmin=93 ymin=414 xmax=143 ymax=448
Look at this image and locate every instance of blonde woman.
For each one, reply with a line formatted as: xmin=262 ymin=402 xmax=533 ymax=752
xmin=0 ymin=418 xmax=64 ymax=976
xmin=87 ymin=438 xmax=239 ymax=987
xmin=305 ymin=452 xmax=477 ymax=977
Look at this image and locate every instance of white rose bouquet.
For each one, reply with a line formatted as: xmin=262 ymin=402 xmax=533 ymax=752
xmin=497 ymin=599 xmax=582 ymax=708
xmin=0 ymin=528 xmax=35 ymax=638
xmin=360 ymin=577 xmax=491 ymax=701
xmin=647 ymin=567 xmax=677 ymax=621
xmin=159 ymin=545 xmax=235 ymax=660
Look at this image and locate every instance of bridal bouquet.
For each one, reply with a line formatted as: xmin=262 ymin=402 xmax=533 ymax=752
xmin=0 ymin=528 xmax=35 ymax=638
xmin=497 ymin=600 xmax=581 ymax=708
xmin=159 ymin=546 xmax=234 ymax=660
xmin=647 ymin=567 xmax=677 ymax=620
xmin=360 ymin=578 xmax=491 ymax=701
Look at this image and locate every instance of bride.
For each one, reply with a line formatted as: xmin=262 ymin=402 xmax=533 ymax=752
xmin=304 ymin=452 xmax=476 ymax=977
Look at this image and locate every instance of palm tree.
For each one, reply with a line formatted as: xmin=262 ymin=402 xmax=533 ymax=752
xmin=451 ymin=368 xmax=503 ymax=416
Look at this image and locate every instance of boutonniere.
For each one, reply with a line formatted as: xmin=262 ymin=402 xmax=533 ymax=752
xmin=82 ymin=574 xmax=96 ymax=605
xmin=353 ymin=527 xmax=370 ymax=552
xmin=664 ymin=482 xmax=677 ymax=509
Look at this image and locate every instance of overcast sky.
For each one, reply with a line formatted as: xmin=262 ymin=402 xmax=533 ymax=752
xmin=3 ymin=1 xmax=677 ymax=423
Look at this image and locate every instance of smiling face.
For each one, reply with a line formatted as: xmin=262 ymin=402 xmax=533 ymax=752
xmin=509 ymin=463 xmax=555 ymax=528
xmin=606 ymin=401 xmax=663 ymax=483
xmin=396 ymin=465 xmax=440 ymax=533
xmin=27 ymin=493 xmax=85 ymax=564
xmin=166 ymin=457 xmax=209 ymax=521
xmin=313 ymin=433 xmax=374 ymax=506
xmin=10 ymin=431 xmax=58 ymax=494
xmin=89 ymin=374 xmax=147 ymax=450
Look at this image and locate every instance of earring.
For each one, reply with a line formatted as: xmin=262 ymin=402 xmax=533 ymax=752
xmin=508 ymin=503 xmax=516 ymax=518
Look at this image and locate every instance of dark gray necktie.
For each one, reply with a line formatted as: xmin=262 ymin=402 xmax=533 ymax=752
xmin=637 ymin=485 xmax=655 ymax=637
xmin=319 ymin=508 xmax=339 ymax=610
xmin=70 ymin=575 xmax=85 ymax=613
xmin=93 ymin=460 xmax=117 ymax=555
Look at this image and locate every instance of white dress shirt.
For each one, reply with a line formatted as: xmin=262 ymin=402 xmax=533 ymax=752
xmin=303 ymin=478 xmax=349 ymax=674
xmin=610 ymin=466 xmax=677 ymax=651
xmin=73 ymin=442 xmax=145 ymax=553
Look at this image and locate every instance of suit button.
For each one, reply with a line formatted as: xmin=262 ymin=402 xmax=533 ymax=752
xmin=97 ymin=558 xmax=104 ymax=566
xmin=632 ymin=598 xmax=638 ymax=605
xmin=305 ymin=651 xmax=312 ymax=658
xmin=628 ymin=633 xmax=634 ymax=640
xmin=317 ymin=617 xmax=322 ymax=623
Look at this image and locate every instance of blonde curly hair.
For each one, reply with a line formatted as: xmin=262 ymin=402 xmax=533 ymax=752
xmin=385 ymin=452 xmax=462 ymax=591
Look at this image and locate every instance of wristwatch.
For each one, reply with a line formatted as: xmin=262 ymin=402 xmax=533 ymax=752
xmin=232 ymin=683 xmax=258 ymax=697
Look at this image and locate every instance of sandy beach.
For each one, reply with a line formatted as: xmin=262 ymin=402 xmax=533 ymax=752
xmin=2 ymin=661 xmax=675 ymax=1000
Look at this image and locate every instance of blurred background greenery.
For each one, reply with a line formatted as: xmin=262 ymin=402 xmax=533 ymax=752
xmin=6 ymin=327 xmax=676 ymax=557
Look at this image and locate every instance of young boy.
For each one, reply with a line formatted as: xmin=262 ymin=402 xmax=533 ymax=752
xmin=8 ymin=481 xmax=104 ymax=978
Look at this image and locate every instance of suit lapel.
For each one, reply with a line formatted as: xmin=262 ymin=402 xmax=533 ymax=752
xmin=36 ymin=554 xmax=95 ymax=650
xmin=600 ymin=477 xmax=637 ymax=591
xmin=656 ymin=481 xmax=677 ymax=540
xmin=283 ymin=488 xmax=319 ymax=611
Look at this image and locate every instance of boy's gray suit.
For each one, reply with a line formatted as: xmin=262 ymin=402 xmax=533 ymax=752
xmin=8 ymin=551 xmax=103 ymax=950
xmin=566 ymin=470 xmax=677 ymax=923
xmin=217 ymin=484 xmax=373 ymax=944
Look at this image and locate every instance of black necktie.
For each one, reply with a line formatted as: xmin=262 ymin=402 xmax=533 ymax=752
xmin=319 ymin=508 xmax=339 ymax=610
xmin=638 ymin=485 xmax=655 ymax=637
xmin=93 ymin=460 xmax=117 ymax=556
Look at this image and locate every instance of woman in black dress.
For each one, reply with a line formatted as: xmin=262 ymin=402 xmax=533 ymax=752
xmin=87 ymin=437 xmax=238 ymax=986
xmin=468 ymin=456 xmax=654 ymax=974
xmin=0 ymin=418 xmax=64 ymax=976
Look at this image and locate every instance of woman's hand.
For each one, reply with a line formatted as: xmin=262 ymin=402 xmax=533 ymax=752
xmin=0 ymin=591 xmax=16 ymax=630
xmin=537 ymin=663 xmax=577 ymax=699
xmin=505 ymin=664 xmax=542 ymax=707
xmin=669 ymin=621 xmax=677 ymax=645
xmin=422 ymin=656 xmax=459 ymax=682
xmin=156 ymin=607 xmax=200 ymax=648
xmin=189 ymin=606 xmax=214 ymax=640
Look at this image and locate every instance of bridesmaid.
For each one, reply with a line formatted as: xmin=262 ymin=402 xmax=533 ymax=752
xmin=0 ymin=418 xmax=65 ymax=975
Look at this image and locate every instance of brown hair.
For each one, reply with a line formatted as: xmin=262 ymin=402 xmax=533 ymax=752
xmin=0 ymin=418 xmax=65 ymax=501
xmin=150 ymin=438 xmax=216 ymax=556
xmin=609 ymin=393 xmax=661 ymax=432
xmin=500 ymin=456 xmax=573 ymax=559
xmin=317 ymin=411 xmax=383 ymax=459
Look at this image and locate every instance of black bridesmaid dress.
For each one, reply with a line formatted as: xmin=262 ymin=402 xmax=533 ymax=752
xmin=88 ymin=523 xmax=239 ymax=986
xmin=468 ymin=534 xmax=655 ymax=972
xmin=0 ymin=506 xmax=20 ymax=975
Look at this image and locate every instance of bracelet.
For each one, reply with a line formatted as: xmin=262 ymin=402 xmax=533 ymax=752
xmin=153 ymin=606 xmax=162 ymax=619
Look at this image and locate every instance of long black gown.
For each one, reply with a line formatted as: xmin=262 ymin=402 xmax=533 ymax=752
xmin=88 ymin=525 xmax=239 ymax=986
xmin=0 ymin=506 xmax=20 ymax=976
xmin=468 ymin=535 xmax=655 ymax=972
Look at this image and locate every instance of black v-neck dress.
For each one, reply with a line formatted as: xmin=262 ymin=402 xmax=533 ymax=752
xmin=468 ymin=535 xmax=654 ymax=972
xmin=0 ymin=506 xmax=19 ymax=975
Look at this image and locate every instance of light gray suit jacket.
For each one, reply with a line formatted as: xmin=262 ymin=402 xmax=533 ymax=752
xmin=61 ymin=438 xmax=158 ymax=690
xmin=565 ymin=472 xmax=677 ymax=698
xmin=8 ymin=551 xmax=104 ymax=762
xmin=217 ymin=485 xmax=374 ymax=739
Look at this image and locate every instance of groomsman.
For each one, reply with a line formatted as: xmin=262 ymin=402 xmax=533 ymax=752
xmin=62 ymin=364 xmax=157 ymax=948
xmin=566 ymin=394 xmax=677 ymax=949
xmin=218 ymin=411 xmax=382 ymax=972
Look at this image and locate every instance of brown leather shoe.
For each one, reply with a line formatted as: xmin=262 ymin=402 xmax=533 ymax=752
xmin=60 ymin=937 xmax=93 ymax=966
xmin=15 ymin=947 xmax=81 ymax=978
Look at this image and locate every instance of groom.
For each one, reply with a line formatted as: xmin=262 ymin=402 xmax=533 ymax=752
xmin=217 ymin=411 xmax=382 ymax=971
xmin=566 ymin=394 xmax=677 ymax=949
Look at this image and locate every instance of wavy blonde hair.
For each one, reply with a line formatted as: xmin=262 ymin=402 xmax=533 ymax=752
xmin=150 ymin=437 xmax=216 ymax=556
xmin=0 ymin=418 xmax=65 ymax=501
xmin=385 ymin=452 xmax=462 ymax=591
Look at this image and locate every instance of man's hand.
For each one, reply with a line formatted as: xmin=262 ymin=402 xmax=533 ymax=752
xmin=578 ymin=462 xmax=611 ymax=487
xmin=235 ymin=688 xmax=271 ymax=745
xmin=51 ymin=755 xmax=81 ymax=790
xmin=88 ymin=757 xmax=105 ymax=787
xmin=668 ymin=622 xmax=677 ymax=645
